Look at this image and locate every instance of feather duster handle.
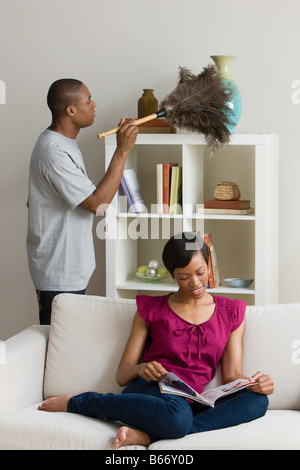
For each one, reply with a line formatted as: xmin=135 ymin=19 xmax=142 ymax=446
xmin=97 ymin=109 xmax=167 ymax=139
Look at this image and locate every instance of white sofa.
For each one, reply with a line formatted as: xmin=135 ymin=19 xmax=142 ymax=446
xmin=0 ymin=293 xmax=299 ymax=450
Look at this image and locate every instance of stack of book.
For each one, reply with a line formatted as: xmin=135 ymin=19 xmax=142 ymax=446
xmin=120 ymin=169 xmax=147 ymax=213
xmin=138 ymin=119 xmax=176 ymax=134
xmin=203 ymin=233 xmax=220 ymax=289
xmin=156 ymin=163 xmax=182 ymax=214
xmin=203 ymin=199 xmax=254 ymax=215
xmin=124 ymin=118 xmax=176 ymax=134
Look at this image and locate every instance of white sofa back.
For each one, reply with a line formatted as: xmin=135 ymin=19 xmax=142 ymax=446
xmin=43 ymin=294 xmax=300 ymax=411
xmin=242 ymin=303 xmax=300 ymax=410
xmin=44 ymin=295 xmax=136 ymax=399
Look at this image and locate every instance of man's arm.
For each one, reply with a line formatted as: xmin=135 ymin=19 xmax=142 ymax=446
xmin=80 ymin=119 xmax=138 ymax=214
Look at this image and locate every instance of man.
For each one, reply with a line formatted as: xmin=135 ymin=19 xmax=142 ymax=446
xmin=27 ymin=78 xmax=138 ymax=324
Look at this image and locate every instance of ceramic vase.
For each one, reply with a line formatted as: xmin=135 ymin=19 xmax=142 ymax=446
xmin=138 ymin=89 xmax=158 ymax=118
xmin=210 ymin=55 xmax=241 ymax=133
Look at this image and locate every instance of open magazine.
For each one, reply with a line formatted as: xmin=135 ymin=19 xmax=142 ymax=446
xmin=158 ymin=372 xmax=256 ymax=408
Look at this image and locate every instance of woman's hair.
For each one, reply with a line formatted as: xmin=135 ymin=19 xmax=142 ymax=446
xmin=162 ymin=232 xmax=209 ymax=275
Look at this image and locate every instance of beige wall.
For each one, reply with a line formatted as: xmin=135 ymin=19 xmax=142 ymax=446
xmin=0 ymin=0 xmax=299 ymax=339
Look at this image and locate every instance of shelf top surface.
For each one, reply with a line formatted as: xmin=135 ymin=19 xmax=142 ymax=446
xmin=105 ymin=132 xmax=279 ymax=146
xmin=115 ymin=277 xmax=255 ymax=294
xmin=116 ymin=211 xmax=256 ymax=221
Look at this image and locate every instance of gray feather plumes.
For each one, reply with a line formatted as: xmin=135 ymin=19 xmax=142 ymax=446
xmin=159 ymin=65 xmax=233 ymax=148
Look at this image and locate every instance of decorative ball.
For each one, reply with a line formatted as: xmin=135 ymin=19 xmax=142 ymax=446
xmin=157 ymin=266 xmax=168 ymax=277
xmin=137 ymin=265 xmax=147 ymax=275
xmin=146 ymin=267 xmax=157 ymax=277
xmin=148 ymin=259 xmax=159 ymax=269
xmin=213 ymin=181 xmax=241 ymax=201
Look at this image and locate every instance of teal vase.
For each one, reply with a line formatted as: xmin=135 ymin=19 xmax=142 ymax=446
xmin=210 ymin=55 xmax=241 ymax=133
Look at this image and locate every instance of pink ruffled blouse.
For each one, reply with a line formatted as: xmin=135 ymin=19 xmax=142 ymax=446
xmin=136 ymin=294 xmax=246 ymax=394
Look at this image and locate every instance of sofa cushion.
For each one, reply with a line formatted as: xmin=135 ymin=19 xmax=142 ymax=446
xmin=0 ymin=404 xmax=146 ymax=450
xmin=149 ymin=410 xmax=300 ymax=450
xmin=241 ymin=303 xmax=300 ymax=410
xmin=43 ymin=294 xmax=136 ymax=399
xmin=0 ymin=407 xmax=298 ymax=450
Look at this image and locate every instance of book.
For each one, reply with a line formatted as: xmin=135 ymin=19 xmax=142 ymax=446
xmin=203 ymin=233 xmax=215 ymax=289
xmin=210 ymin=243 xmax=220 ymax=288
xmin=120 ymin=177 xmax=134 ymax=212
xmin=163 ymin=163 xmax=172 ymax=214
xmin=156 ymin=164 xmax=163 ymax=214
xmin=204 ymin=199 xmax=251 ymax=210
xmin=169 ymin=166 xmax=182 ymax=214
xmin=137 ymin=118 xmax=171 ymax=128
xmin=159 ymin=372 xmax=256 ymax=408
xmin=124 ymin=118 xmax=176 ymax=134
xmin=199 ymin=208 xmax=255 ymax=215
xmin=137 ymin=118 xmax=176 ymax=134
xmin=122 ymin=169 xmax=147 ymax=213
xmin=156 ymin=163 xmax=181 ymax=214
xmin=138 ymin=127 xmax=176 ymax=134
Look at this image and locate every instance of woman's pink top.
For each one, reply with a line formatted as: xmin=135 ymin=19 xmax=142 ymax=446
xmin=136 ymin=294 xmax=246 ymax=394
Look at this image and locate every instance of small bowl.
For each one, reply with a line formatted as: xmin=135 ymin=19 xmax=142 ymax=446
xmin=224 ymin=278 xmax=254 ymax=288
xmin=136 ymin=272 xmax=169 ymax=283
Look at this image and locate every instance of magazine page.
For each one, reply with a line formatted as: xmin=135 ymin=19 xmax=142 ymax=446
xmin=159 ymin=372 xmax=256 ymax=407
xmin=159 ymin=372 xmax=213 ymax=406
xmin=200 ymin=378 xmax=257 ymax=406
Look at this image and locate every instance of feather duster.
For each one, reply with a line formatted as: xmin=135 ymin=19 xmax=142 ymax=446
xmin=97 ymin=64 xmax=233 ymax=148
xmin=159 ymin=65 xmax=233 ymax=147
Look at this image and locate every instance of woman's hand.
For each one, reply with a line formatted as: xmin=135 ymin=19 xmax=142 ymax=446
xmin=139 ymin=361 xmax=167 ymax=382
xmin=250 ymin=371 xmax=274 ymax=395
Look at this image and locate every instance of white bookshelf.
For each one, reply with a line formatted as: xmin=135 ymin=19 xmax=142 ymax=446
xmin=102 ymin=133 xmax=279 ymax=305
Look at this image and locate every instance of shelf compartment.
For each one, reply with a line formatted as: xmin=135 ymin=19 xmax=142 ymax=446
xmin=104 ymin=133 xmax=279 ymax=304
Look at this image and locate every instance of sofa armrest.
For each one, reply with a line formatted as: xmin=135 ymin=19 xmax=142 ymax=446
xmin=0 ymin=325 xmax=49 ymax=415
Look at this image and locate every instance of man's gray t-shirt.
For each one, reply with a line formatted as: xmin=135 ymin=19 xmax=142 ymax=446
xmin=27 ymin=129 xmax=96 ymax=290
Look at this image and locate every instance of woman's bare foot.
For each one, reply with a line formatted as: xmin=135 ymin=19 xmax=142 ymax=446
xmin=37 ymin=394 xmax=73 ymax=412
xmin=113 ymin=426 xmax=151 ymax=449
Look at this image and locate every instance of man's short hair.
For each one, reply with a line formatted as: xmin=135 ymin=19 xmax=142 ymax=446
xmin=47 ymin=78 xmax=83 ymax=115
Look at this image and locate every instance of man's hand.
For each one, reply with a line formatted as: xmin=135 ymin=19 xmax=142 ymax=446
xmin=250 ymin=371 xmax=274 ymax=395
xmin=116 ymin=118 xmax=138 ymax=156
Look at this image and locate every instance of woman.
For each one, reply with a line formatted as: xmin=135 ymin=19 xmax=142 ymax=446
xmin=38 ymin=232 xmax=274 ymax=448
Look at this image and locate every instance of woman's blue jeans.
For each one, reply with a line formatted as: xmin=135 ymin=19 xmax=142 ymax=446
xmin=67 ymin=377 xmax=268 ymax=441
